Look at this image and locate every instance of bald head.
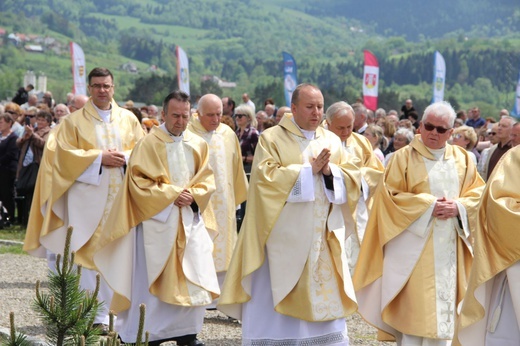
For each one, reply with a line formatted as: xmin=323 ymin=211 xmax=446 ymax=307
xmin=198 ymin=94 xmax=223 ymax=132
xmin=69 ymin=94 xmax=89 ymax=113
xmin=276 ymin=106 xmax=290 ymax=123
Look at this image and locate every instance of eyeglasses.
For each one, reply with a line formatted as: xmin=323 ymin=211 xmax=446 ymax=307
xmin=236 ymin=114 xmax=247 ymax=119
xmin=5 ymin=110 xmax=15 ymax=115
xmin=423 ymin=122 xmax=451 ymax=134
xmin=89 ymin=84 xmax=113 ymax=90
xmin=489 ymin=132 xmax=496 ymax=135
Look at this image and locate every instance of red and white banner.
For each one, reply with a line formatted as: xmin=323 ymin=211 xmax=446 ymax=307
xmin=362 ymin=50 xmax=379 ymax=111
xmin=70 ymin=42 xmax=87 ymax=96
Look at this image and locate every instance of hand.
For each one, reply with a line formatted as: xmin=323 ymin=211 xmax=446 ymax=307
xmin=101 ymin=149 xmax=126 ymax=167
xmin=432 ymin=197 xmax=459 ymax=220
xmin=23 ymin=125 xmax=33 ymax=140
xmin=311 ymin=148 xmax=331 ymax=175
xmin=174 ymin=189 xmax=194 ymax=208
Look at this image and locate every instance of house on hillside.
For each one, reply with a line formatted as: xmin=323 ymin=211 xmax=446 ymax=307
xmin=120 ymin=62 xmax=138 ymax=73
xmin=202 ymin=75 xmax=237 ymax=88
xmin=25 ymin=45 xmax=44 ymax=53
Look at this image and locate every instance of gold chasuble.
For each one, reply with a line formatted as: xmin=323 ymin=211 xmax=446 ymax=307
xmin=353 ymin=136 xmax=484 ymax=341
xmin=345 ymin=132 xmax=384 ymax=201
xmin=93 ymin=127 xmax=218 ymax=312
xmin=344 ymin=132 xmax=384 ymax=274
xmin=218 ymin=115 xmax=361 ymax=322
xmin=187 ymin=116 xmax=248 ymax=272
xmin=23 ymin=99 xmax=145 ymax=267
xmin=455 ymin=146 xmax=520 ymax=346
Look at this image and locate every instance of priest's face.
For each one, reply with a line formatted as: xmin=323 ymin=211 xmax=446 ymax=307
xmin=88 ymin=75 xmax=114 ymax=110
xmin=327 ymin=111 xmax=354 ymax=142
xmin=163 ymin=98 xmax=190 ymax=136
xmin=291 ymin=86 xmax=324 ymax=131
xmin=198 ymin=95 xmax=222 ymax=132
xmin=420 ymin=114 xmax=453 ymax=150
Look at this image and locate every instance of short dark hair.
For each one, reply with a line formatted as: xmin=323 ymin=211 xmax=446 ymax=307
xmin=88 ymin=67 xmax=114 ymax=84
xmin=36 ymin=110 xmax=53 ymax=124
xmin=127 ymin=107 xmax=143 ymax=123
xmin=223 ymin=97 xmax=235 ymax=111
xmin=264 ymin=98 xmax=275 ymax=106
xmin=291 ymin=83 xmax=319 ymax=105
xmin=26 ymin=84 xmax=34 ymax=90
xmin=163 ymin=90 xmax=190 ymax=114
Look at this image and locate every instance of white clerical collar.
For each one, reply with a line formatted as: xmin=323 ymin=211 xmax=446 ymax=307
xmin=160 ymin=123 xmax=183 ymax=142
xmin=92 ymin=102 xmax=112 ymax=123
xmin=421 ymin=138 xmax=446 ymax=160
xmin=291 ymin=118 xmax=315 ymax=140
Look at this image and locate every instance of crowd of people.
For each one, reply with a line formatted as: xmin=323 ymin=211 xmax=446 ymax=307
xmin=0 ymin=67 xmax=519 ymax=346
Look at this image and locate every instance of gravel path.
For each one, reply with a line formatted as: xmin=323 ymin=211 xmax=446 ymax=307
xmin=0 ymin=253 xmax=392 ymax=345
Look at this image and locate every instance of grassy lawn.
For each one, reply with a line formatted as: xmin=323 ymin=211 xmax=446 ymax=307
xmin=0 ymin=224 xmax=26 ymax=255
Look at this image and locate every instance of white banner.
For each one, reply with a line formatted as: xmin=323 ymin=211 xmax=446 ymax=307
xmin=70 ymin=42 xmax=87 ymax=96
xmin=432 ymin=51 xmax=446 ymax=103
xmin=176 ymin=46 xmax=190 ymax=95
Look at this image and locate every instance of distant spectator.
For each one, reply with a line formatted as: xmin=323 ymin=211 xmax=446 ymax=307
xmin=66 ymin=92 xmax=75 ymax=106
xmin=264 ymin=104 xmax=275 ymax=118
xmin=511 ymin=122 xmax=520 ymax=147
xmin=450 ymin=125 xmax=479 ymax=165
xmin=480 ymin=116 xmax=516 ymax=180
xmin=68 ymin=94 xmax=89 ymax=113
xmin=16 ymin=111 xmax=52 ymax=224
xmin=275 ymin=106 xmax=290 ymax=124
xmin=454 ymin=118 xmax=464 ymax=128
xmin=124 ymin=100 xmax=134 ymax=108
xmin=399 ymin=98 xmax=415 ymax=120
xmin=408 ymin=110 xmax=420 ymax=129
xmin=4 ymin=103 xmax=24 ymax=138
xmin=53 ymin=104 xmax=70 ymax=124
xmin=456 ymin=110 xmax=467 ymax=123
xmin=256 ymin=111 xmax=269 ymax=133
xmin=0 ymin=113 xmax=20 ymax=224
xmin=499 ymin=108 xmax=510 ymax=117
xmin=12 ymin=84 xmax=34 ymax=105
xmin=262 ymin=118 xmax=276 ymax=130
xmin=221 ymin=96 xmax=236 ymax=117
xmin=352 ymin=102 xmax=368 ymax=134
xmin=241 ymin=93 xmax=255 ymax=112
xmin=147 ymin=105 xmax=159 ymax=120
xmin=363 ymin=124 xmax=386 ymax=162
xmin=465 ymin=107 xmax=486 ymax=129
xmin=375 ymin=108 xmax=386 ymax=122
xmin=21 ymin=94 xmax=38 ymax=111
xmin=42 ymin=91 xmax=55 ymax=109
xmin=383 ymin=127 xmax=414 ymax=166
xmin=234 ymin=105 xmax=259 ymax=174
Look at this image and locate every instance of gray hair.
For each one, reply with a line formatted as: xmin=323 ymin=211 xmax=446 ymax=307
xmin=325 ymin=101 xmax=354 ymax=122
xmin=423 ymin=101 xmax=456 ymax=128
xmin=394 ymin=127 xmax=415 ymax=144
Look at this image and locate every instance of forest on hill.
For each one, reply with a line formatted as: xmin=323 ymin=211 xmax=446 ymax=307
xmin=1 ymin=0 xmax=519 ymax=116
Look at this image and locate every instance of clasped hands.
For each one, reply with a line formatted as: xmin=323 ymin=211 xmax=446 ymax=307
xmin=174 ymin=189 xmax=194 ymax=208
xmin=432 ymin=197 xmax=459 ymax=220
xmin=101 ymin=149 xmax=126 ymax=167
xmin=311 ymin=148 xmax=331 ymax=176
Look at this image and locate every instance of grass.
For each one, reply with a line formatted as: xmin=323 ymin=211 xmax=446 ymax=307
xmin=0 ymin=224 xmax=26 ymax=242
xmin=0 ymin=243 xmax=24 ymax=254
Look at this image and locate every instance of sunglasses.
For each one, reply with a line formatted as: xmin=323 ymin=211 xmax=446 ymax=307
xmin=236 ymin=114 xmax=247 ymax=119
xmin=423 ymin=122 xmax=451 ymax=134
xmin=489 ymin=132 xmax=496 ymax=135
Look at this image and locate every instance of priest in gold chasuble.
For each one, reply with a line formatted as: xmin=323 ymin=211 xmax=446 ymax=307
xmin=23 ymin=68 xmax=145 ymax=327
xmin=187 ymin=94 xmax=248 ymax=299
xmin=218 ymin=84 xmax=361 ymax=345
xmin=94 ymin=91 xmax=217 ymax=346
xmin=454 ymin=146 xmax=520 ymax=346
xmin=323 ymin=101 xmax=384 ymax=275
xmin=354 ymin=101 xmax=484 ymax=346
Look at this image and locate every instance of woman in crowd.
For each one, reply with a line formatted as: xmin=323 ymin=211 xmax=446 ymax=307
xmin=383 ymin=127 xmax=415 ymax=166
xmin=15 ymin=111 xmax=52 ymax=225
xmin=363 ymin=124 xmax=386 ymax=162
xmin=235 ymin=104 xmax=259 ymax=174
xmin=0 ymin=113 xmax=20 ymax=225
xmin=450 ymin=125 xmax=479 ymax=165
xmin=4 ymin=103 xmax=24 ymax=138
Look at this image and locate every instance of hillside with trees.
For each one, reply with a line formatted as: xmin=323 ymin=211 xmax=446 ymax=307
xmin=1 ymin=0 xmax=519 ymax=116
